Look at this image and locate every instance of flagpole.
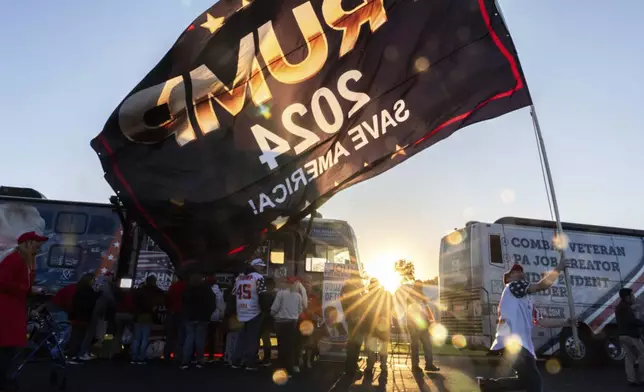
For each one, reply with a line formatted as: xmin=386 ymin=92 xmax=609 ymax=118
xmin=529 ymin=106 xmax=579 ymax=353
xmin=494 ymin=0 xmax=579 ymax=354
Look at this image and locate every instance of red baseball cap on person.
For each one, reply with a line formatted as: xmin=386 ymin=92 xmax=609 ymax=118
xmin=503 ymin=264 xmax=524 ymax=284
xmin=286 ymin=276 xmax=298 ymax=284
xmin=508 ymin=264 xmax=523 ymax=273
xmin=17 ymin=231 xmax=48 ymax=244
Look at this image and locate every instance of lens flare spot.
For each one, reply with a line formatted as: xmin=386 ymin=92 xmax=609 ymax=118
xmin=462 ymin=207 xmax=476 ymax=219
xmin=299 ymin=320 xmax=314 ymax=336
xmin=272 ymin=369 xmax=289 ymax=385
xmin=446 ymin=231 xmax=463 ymax=246
xmin=545 ymin=358 xmax=561 ymax=374
xmin=500 ymin=189 xmax=515 ymax=204
xmin=452 ymin=334 xmax=467 ymax=349
xmin=384 ymin=46 xmax=399 ymax=62
xmin=408 ymin=304 xmax=428 ymax=330
xmin=258 ymin=105 xmax=272 ymax=119
xmin=552 ymin=233 xmax=569 ymax=251
xmin=429 ymin=323 xmax=448 ymax=347
xmin=414 ymin=57 xmax=430 ymax=72
xmin=504 ymin=334 xmax=523 ymax=355
xmin=414 ymin=316 xmax=428 ymax=330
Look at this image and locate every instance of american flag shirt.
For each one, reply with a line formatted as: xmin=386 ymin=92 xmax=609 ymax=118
xmin=233 ymin=272 xmax=266 ymax=322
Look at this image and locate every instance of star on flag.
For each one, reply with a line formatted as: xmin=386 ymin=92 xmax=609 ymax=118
xmin=391 ymin=144 xmax=407 ymax=159
xmin=271 ymin=216 xmax=289 ymax=230
xmin=201 ymin=13 xmax=225 ymax=34
xmin=101 ymin=267 xmax=109 ymax=275
xmin=240 ymin=0 xmax=253 ymax=10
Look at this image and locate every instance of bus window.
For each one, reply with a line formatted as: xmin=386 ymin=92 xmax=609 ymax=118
xmin=489 ymin=234 xmax=503 ymax=264
xmin=37 ymin=208 xmax=54 ymax=231
xmin=55 ymin=212 xmax=88 ymax=234
xmin=270 ymin=240 xmax=285 ymax=264
xmin=87 ymin=215 xmax=118 ymax=235
xmin=48 ymin=245 xmax=82 ymax=268
xmin=305 ymin=243 xmax=352 ymax=272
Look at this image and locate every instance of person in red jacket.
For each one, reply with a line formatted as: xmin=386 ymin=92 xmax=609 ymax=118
xmin=164 ymin=276 xmax=186 ymax=362
xmin=51 ymin=282 xmax=77 ymax=314
xmin=0 ymin=231 xmax=47 ymax=391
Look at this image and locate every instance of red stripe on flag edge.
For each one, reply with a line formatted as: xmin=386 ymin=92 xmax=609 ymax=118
xmin=99 ymin=0 xmax=527 ymax=261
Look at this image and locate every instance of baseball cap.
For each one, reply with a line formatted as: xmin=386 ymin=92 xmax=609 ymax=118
xmin=508 ymin=264 xmax=524 ymax=273
xmin=286 ymin=276 xmax=298 ymax=284
xmin=17 ymin=231 xmax=48 ymax=244
xmin=250 ymin=258 xmax=266 ymax=267
xmin=503 ymin=264 xmax=524 ymax=284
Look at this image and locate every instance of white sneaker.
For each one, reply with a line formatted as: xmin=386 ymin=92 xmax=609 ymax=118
xmin=292 ymin=366 xmax=300 ymax=373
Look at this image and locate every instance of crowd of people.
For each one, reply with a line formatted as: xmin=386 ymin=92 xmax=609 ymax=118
xmin=0 ymin=230 xmax=443 ymax=391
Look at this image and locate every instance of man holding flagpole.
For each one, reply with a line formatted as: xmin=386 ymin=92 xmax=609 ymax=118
xmin=478 ymin=260 xmax=574 ymax=392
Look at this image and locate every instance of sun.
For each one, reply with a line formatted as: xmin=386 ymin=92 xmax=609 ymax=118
xmin=378 ymin=273 xmax=402 ymax=294
xmin=364 ymin=254 xmax=404 ymax=294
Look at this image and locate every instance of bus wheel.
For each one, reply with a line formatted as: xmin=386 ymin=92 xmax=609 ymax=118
xmin=559 ymin=328 xmax=593 ymax=367
xmin=600 ymin=336 xmax=626 ymax=365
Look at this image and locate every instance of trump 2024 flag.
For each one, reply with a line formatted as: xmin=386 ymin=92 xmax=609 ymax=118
xmin=92 ymin=0 xmax=532 ymax=267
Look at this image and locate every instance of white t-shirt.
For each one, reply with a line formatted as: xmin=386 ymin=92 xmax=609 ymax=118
xmin=270 ymin=289 xmax=303 ymax=321
xmin=233 ymin=272 xmax=267 ymax=322
xmin=490 ymin=280 xmax=543 ymax=358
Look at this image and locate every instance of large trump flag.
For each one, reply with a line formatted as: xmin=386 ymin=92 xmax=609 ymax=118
xmin=92 ymin=0 xmax=532 ymax=267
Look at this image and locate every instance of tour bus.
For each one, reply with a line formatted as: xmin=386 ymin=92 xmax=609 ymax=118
xmin=0 ymin=187 xmax=363 ymax=296
xmin=438 ymin=216 xmax=644 ymax=366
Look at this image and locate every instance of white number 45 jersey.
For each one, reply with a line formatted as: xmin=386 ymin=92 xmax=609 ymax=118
xmin=233 ymin=272 xmax=267 ymax=322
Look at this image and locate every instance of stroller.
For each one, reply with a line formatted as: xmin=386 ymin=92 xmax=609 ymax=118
xmin=10 ymin=308 xmax=69 ymax=390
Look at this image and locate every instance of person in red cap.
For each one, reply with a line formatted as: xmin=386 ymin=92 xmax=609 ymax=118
xmin=478 ymin=259 xmax=575 ymax=392
xmin=0 ymin=231 xmax=47 ymax=390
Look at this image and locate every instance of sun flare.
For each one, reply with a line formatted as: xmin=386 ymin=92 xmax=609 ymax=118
xmin=364 ymin=254 xmax=405 ymax=294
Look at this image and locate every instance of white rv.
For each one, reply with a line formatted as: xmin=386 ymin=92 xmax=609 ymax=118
xmin=438 ymin=217 xmax=644 ymax=365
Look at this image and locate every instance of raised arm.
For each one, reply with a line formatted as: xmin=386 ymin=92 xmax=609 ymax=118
xmin=527 ymin=257 xmax=568 ymax=294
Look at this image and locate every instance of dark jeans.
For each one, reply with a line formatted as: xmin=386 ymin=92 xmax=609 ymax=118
xmin=131 ymin=323 xmax=151 ymax=362
xmin=260 ymin=330 xmax=272 ymax=362
xmin=409 ymin=326 xmax=434 ymax=368
xmin=0 ymin=347 xmax=17 ymax=391
xmin=232 ymin=314 xmax=263 ymax=368
xmin=182 ymin=321 xmax=208 ymax=365
xmin=112 ymin=313 xmax=133 ymax=357
xmin=81 ymin=299 xmax=108 ymax=356
xmin=206 ymin=322 xmax=218 ymax=359
xmin=164 ymin=313 xmax=184 ymax=362
xmin=479 ymin=348 xmax=542 ymax=392
xmin=275 ymin=321 xmax=297 ymax=370
xmin=260 ymin=315 xmax=273 ymax=362
xmin=67 ymin=323 xmax=89 ymax=358
xmin=345 ymin=324 xmax=366 ymax=375
xmin=293 ymin=319 xmax=304 ymax=366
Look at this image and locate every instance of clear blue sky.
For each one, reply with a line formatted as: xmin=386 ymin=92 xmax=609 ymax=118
xmin=1 ymin=1 xmax=643 ymax=279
